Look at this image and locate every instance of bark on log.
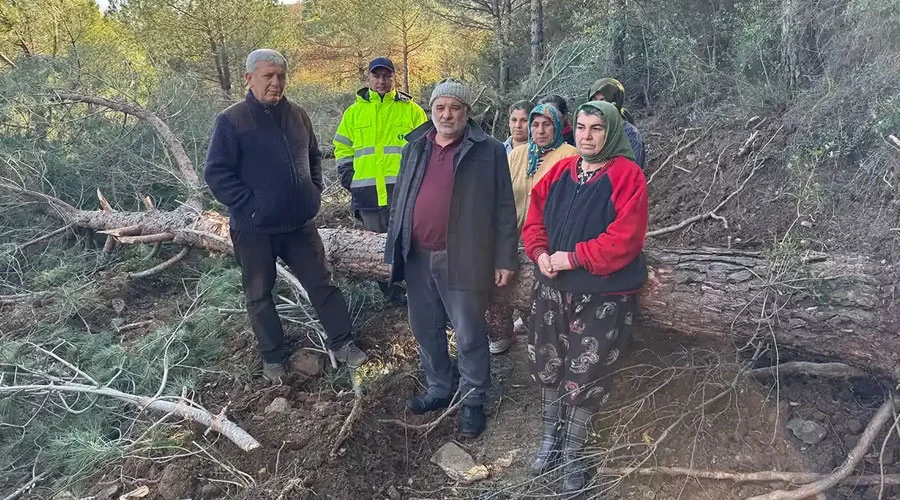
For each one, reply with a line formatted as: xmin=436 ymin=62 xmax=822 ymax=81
xmin=317 ymin=230 xmax=898 ymax=378
xmin=4 ymin=184 xmax=898 ymax=377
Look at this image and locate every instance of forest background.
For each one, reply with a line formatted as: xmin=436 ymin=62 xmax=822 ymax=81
xmin=2 ymin=0 xmax=900 ymax=499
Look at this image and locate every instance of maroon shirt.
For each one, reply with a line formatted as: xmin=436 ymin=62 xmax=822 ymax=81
xmin=412 ymin=130 xmax=462 ymax=250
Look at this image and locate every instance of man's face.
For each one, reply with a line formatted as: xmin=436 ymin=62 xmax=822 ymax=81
xmin=509 ymin=109 xmax=528 ymax=143
xmin=367 ymin=67 xmax=394 ymax=95
xmin=530 ymin=115 xmax=555 ymax=148
xmin=431 ymin=97 xmax=468 ymax=139
xmin=575 ymin=111 xmax=608 ymax=158
xmin=245 ymin=61 xmax=286 ymax=104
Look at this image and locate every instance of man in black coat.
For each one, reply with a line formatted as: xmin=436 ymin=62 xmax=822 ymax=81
xmin=385 ymin=78 xmax=518 ymax=438
xmin=205 ymin=49 xmax=367 ymax=382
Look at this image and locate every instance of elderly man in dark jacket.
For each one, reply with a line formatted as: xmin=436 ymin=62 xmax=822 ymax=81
xmin=385 ymin=78 xmax=518 ymax=438
xmin=205 ymin=49 xmax=367 ymax=382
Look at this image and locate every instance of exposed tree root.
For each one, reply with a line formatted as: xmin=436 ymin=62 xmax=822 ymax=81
xmin=378 ymin=388 xmax=475 ymax=437
xmin=750 ymin=361 xmax=869 ymax=379
xmin=595 ymin=466 xmax=900 ymax=486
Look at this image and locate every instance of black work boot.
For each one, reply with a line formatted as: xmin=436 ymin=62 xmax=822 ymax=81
xmin=459 ymin=404 xmax=486 ymax=438
xmin=531 ymin=387 xmax=562 ymax=476
xmin=561 ymin=404 xmax=593 ymax=496
xmin=406 ymin=393 xmax=452 ymax=415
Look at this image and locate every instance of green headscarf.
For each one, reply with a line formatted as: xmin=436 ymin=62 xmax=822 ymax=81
xmin=575 ymin=101 xmax=636 ymax=164
xmin=587 ymin=77 xmax=635 ymax=125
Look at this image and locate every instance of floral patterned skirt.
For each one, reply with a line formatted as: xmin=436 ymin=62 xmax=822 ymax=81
xmin=527 ymin=282 xmax=635 ymax=408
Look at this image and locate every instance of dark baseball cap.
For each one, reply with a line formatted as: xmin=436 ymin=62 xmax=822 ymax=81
xmin=368 ymin=57 xmax=395 ymax=73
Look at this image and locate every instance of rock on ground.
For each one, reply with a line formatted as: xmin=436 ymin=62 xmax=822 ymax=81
xmin=430 ymin=442 xmax=490 ymax=484
xmin=291 ymin=350 xmax=324 ymax=379
xmin=787 ymin=418 xmax=828 ymax=445
xmin=265 ymin=397 xmax=292 ymax=414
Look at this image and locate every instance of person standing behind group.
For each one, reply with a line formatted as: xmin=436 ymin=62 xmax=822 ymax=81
xmin=536 ymin=94 xmax=575 ymax=146
xmin=334 ymin=57 xmax=427 ymax=303
xmin=588 ymin=77 xmax=646 ymax=169
xmin=484 ymin=104 xmax=578 ymax=355
xmin=521 ymin=101 xmax=648 ymax=493
xmin=204 ymin=49 xmax=368 ymax=382
xmin=503 ymin=100 xmax=533 ymax=155
xmin=385 ymin=79 xmax=519 ymax=438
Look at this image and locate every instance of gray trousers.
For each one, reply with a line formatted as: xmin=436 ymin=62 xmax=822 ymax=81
xmin=405 ymin=246 xmax=490 ymax=406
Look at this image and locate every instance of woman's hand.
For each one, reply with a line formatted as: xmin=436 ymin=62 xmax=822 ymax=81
xmin=537 ymin=252 xmax=558 ymax=279
xmin=549 ymin=251 xmax=574 ymax=272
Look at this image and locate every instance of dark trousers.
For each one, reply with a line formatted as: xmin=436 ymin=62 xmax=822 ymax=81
xmin=405 ymin=246 xmax=490 ymax=406
xmin=360 ymin=208 xmax=406 ymax=302
xmin=231 ymin=221 xmax=353 ymax=363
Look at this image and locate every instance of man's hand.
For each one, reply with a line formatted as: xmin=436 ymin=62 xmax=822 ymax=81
xmin=549 ymin=251 xmax=574 ymax=272
xmin=495 ymin=269 xmax=516 ymax=287
xmin=537 ymin=253 xmax=558 ymax=279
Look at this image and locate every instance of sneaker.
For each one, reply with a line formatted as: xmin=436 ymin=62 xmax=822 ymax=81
xmin=262 ymin=362 xmax=287 ymax=383
xmin=489 ymin=337 xmax=513 ymax=355
xmin=331 ymin=341 xmax=368 ymax=368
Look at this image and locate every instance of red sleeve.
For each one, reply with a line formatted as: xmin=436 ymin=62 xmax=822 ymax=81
xmin=574 ymin=158 xmax=648 ymax=275
xmin=522 ymin=157 xmax=576 ymax=262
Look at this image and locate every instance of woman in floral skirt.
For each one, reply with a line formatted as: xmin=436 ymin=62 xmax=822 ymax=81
xmin=521 ymin=100 xmax=648 ymax=494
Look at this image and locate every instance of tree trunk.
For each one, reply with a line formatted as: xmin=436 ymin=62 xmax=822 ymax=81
xmin=402 ymin=30 xmax=411 ymax=93
xmin=12 ymin=184 xmax=896 ymax=379
xmin=530 ymin=0 xmax=544 ymax=76
xmin=780 ymin=0 xmax=802 ymax=91
xmin=317 ymin=232 xmax=899 ymax=378
xmin=780 ymin=0 xmax=819 ymax=92
xmin=611 ymin=0 xmax=627 ymax=70
xmin=494 ymin=8 xmax=507 ymax=95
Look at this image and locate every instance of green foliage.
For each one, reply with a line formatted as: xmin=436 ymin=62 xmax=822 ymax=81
xmin=46 ymin=419 xmax=123 ymax=478
xmin=0 ymin=263 xmax=243 ymax=485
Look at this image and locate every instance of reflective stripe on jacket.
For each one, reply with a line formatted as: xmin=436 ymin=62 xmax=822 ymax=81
xmin=333 ymin=88 xmax=427 ymax=209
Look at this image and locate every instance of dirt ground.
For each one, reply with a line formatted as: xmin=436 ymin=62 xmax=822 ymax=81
xmin=29 ymin=294 xmax=892 ymax=500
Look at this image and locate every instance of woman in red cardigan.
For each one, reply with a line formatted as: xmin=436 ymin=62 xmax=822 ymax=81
xmin=521 ymin=100 xmax=648 ymax=493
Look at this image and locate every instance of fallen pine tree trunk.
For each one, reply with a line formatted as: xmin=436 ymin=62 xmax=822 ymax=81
xmin=316 ymin=229 xmax=898 ymax=378
xmin=3 ymin=187 xmax=897 ymax=377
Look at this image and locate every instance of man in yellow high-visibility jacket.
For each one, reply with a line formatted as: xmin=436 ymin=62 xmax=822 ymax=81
xmin=334 ymin=57 xmax=427 ymax=301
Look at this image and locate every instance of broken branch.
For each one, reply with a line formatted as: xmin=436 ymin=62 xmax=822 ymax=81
xmin=647 ymin=127 xmax=711 ymax=185
xmin=747 ymin=396 xmax=898 ymax=500
xmin=0 ymin=291 xmax=54 ymax=305
xmin=14 ymin=224 xmax=72 ymax=252
xmin=1 ymin=471 xmax=49 ymax=500
xmin=129 ymin=246 xmax=191 ymax=279
xmin=0 ymin=383 xmax=260 ymax=452
xmin=115 ymin=232 xmax=175 ymax=244
xmin=595 ymin=466 xmax=900 ymax=486
xmin=53 ymin=91 xmax=201 ymax=202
